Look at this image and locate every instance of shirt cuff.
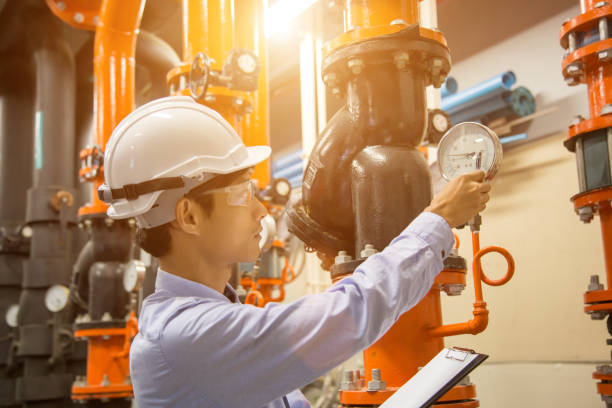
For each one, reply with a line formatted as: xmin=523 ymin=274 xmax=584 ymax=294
xmin=402 ymin=211 xmax=455 ymax=260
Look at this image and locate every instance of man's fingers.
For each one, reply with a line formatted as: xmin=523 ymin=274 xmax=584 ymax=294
xmin=463 ymin=170 xmax=486 ymax=182
xmin=481 ymin=193 xmax=490 ymax=204
xmin=479 ymin=203 xmax=487 ymax=212
xmin=479 ymin=182 xmax=491 ymax=193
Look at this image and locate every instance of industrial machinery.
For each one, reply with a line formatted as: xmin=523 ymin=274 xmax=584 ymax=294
xmin=287 ymin=1 xmax=515 ymax=406
xmin=0 ymin=0 xmax=275 ymax=405
xmin=560 ymin=1 xmax=612 ymax=406
xmin=0 ymin=0 xmax=517 ymax=406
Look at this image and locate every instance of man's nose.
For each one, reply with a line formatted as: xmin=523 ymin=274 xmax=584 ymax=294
xmin=253 ymin=197 xmax=267 ymax=221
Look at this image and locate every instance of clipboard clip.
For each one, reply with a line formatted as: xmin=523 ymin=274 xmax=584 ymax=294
xmin=445 ymin=347 xmax=475 ymax=362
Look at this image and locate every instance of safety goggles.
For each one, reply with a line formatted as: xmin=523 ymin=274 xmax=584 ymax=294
xmin=193 ymin=179 xmax=258 ymax=207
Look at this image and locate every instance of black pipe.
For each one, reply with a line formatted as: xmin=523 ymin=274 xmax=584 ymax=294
xmin=0 ymin=53 xmax=34 ymax=408
xmin=298 ymin=65 xmax=428 ymax=255
xmin=136 ymin=30 xmax=180 ymax=101
xmin=0 ymin=56 xmax=34 ymax=223
xmin=16 ymin=5 xmax=78 ymax=407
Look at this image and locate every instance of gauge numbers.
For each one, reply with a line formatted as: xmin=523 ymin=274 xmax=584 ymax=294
xmin=438 ymin=122 xmax=502 ymax=181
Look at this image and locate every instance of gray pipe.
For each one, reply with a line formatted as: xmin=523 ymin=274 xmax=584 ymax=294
xmin=136 ymin=30 xmax=180 ymax=101
xmin=0 ymin=56 xmax=34 ymax=223
xmin=26 ymin=6 xmax=76 ymax=188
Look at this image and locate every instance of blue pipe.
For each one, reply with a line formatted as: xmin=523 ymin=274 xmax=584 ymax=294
xmin=441 ymin=71 xmax=516 ymax=114
xmin=272 ymin=149 xmax=302 ymax=172
xmin=273 ymin=161 xmax=303 ymax=180
xmin=449 ymin=86 xmax=535 ymax=124
xmin=500 ymin=133 xmax=528 ymax=144
xmin=440 ymin=76 xmax=458 ymax=98
xmin=288 ymin=175 xmax=302 ymax=188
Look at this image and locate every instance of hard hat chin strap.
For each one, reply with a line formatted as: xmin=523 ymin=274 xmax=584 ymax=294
xmin=98 ymin=177 xmax=186 ymax=203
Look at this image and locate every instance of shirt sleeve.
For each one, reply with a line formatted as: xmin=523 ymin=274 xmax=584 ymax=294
xmin=160 ymin=211 xmax=454 ymax=408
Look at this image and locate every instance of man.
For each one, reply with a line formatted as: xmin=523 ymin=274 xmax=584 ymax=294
xmin=101 ymin=96 xmax=490 ymax=407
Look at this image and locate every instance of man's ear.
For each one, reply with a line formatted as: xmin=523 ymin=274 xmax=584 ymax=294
xmin=174 ymin=197 xmax=201 ymax=235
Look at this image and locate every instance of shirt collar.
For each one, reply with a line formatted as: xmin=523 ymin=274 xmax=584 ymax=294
xmin=155 ymin=268 xmax=239 ymax=303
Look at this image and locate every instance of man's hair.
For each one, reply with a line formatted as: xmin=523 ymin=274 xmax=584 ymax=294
xmin=136 ymin=168 xmax=253 ymax=257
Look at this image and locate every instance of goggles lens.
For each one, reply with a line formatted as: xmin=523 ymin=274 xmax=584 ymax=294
xmin=195 ymin=179 xmax=257 ymax=207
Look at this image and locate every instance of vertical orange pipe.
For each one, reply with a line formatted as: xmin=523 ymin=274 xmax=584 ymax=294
xmin=235 ymin=0 xmax=270 ymax=187
xmin=80 ymin=0 xmax=146 ymax=216
xmin=363 ymin=290 xmax=444 ymax=386
xmin=182 ymin=0 xmax=209 ymax=62
xmin=586 ymin=64 xmax=612 ymax=118
xmin=183 ymin=0 xmax=235 ymax=70
xmin=344 ymin=0 xmax=419 ymax=31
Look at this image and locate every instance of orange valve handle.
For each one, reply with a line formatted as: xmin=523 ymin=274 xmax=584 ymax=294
xmin=453 ymin=233 xmax=460 ymax=249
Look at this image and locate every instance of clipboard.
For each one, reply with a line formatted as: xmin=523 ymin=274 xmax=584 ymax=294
xmin=379 ymin=347 xmax=488 ymax=408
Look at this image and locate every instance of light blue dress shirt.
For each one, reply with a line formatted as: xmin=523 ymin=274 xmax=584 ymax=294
xmin=130 ymin=212 xmax=454 ymax=407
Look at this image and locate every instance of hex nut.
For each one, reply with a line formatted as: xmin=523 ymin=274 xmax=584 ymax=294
xmin=360 ymin=244 xmax=378 ymax=258
xmin=335 ymin=250 xmax=352 ymax=264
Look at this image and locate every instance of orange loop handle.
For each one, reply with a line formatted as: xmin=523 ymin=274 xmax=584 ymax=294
xmin=245 ymin=290 xmax=265 ymax=307
xmin=474 ymin=245 xmax=515 ymax=287
xmin=453 ymin=233 xmax=460 ymax=249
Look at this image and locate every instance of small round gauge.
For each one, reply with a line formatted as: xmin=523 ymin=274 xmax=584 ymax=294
xmin=5 ymin=304 xmax=19 ymax=328
xmin=123 ymin=260 xmax=146 ymax=293
xmin=275 ymin=179 xmax=291 ymax=197
xmin=259 ymin=214 xmax=276 ymax=251
xmin=44 ymin=285 xmax=70 ymax=313
xmin=237 ymin=53 xmax=257 ymax=74
xmin=437 ymin=122 xmax=503 ymax=181
xmin=432 ymin=111 xmax=450 ymax=133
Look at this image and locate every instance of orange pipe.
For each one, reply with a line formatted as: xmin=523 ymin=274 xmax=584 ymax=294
xmin=362 ymin=289 xmax=444 ymax=387
xmin=182 ymin=0 xmax=234 ymax=69
xmin=344 ymin=0 xmax=419 ymax=31
xmin=235 ymin=0 xmax=271 ymax=187
xmin=586 ymin=63 xmax=612 ymax=123
xmin=428 ymin=231 xmax=515 ymax=337
xmin=79 ymin=0 xmax=145 ymax=216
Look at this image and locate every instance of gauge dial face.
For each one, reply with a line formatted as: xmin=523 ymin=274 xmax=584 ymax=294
xmin=432 ymin=112 xmax=449 ymax=133
xmin=237 ymin=53 xmax=257 ymax=74
xmin=275 ymin=180 xmax=291 ymax=197
xmin=44 ymin=285 xmax=69 ymax=313
xmin=5 ymin=304 xmax=19 ymax=328
xmin=438 ymin=122 xmax=502 ymax=181
xmin=123 ymin=260 xmax=146 ymax=293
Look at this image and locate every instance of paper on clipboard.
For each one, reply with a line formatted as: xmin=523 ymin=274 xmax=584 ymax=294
xmin=379 ymin=347 xmax=488 ymax=408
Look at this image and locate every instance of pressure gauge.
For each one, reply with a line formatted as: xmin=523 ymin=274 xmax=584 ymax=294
xmin=259 ymin=214 xmax=277 ymax=251
xmin=5 ymin=304 xmax=19 ymax=328
xmin=123 ymin=260 xmax=146 ymax=293
xmin=237 ymin=53 xmax=257 ymax=74
xmin=44 ymin=285 xmax=70 ymax=313
xmin=275 ymin=179 xmax=291 ymax=198
xmin=437 ymin=122 xmax=503 ymax=181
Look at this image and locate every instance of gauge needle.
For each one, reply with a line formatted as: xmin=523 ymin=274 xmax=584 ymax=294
xmin=475 ymin=151 xmax=482 ymax=169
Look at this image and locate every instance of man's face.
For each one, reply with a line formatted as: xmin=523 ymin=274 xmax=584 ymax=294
xmin=191 ymin=172 xmax=268 ymax=264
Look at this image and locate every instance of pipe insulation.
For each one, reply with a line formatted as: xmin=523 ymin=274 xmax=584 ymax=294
xmin=441 ymin=71 xmax=516 ymax=114
xmin=440 ymin=76 xmax=457 ymax=98
xmin=449 ymin=86 xmax=535 ymax=124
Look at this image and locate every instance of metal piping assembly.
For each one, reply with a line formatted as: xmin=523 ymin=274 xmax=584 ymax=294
xmin=560 ymin=1 xmax=612 ymax=405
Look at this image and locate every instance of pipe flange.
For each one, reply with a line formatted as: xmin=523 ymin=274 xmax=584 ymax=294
xmin=322 ymin=25 xmax=451 ymax=93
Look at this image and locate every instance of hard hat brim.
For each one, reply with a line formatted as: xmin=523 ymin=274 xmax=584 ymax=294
xmin=107 ymin=145 xmax=271 ymax=221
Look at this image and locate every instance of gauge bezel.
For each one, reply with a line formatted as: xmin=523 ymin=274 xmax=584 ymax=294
xmin=437 ymin=122 xmax=503 ymax=182
xmin=44 ymin=285 xmax=70 ymax=313
xmin=123 ymin=260 xmax=147 ymax=293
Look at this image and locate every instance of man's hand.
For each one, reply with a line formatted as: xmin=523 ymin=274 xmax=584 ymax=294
xmin=424 ymin=170 xmax=491 ymax=228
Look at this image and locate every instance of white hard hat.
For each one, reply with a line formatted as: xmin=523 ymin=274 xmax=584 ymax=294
xmin=99 ymin=96 xmax=270 ymax=228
